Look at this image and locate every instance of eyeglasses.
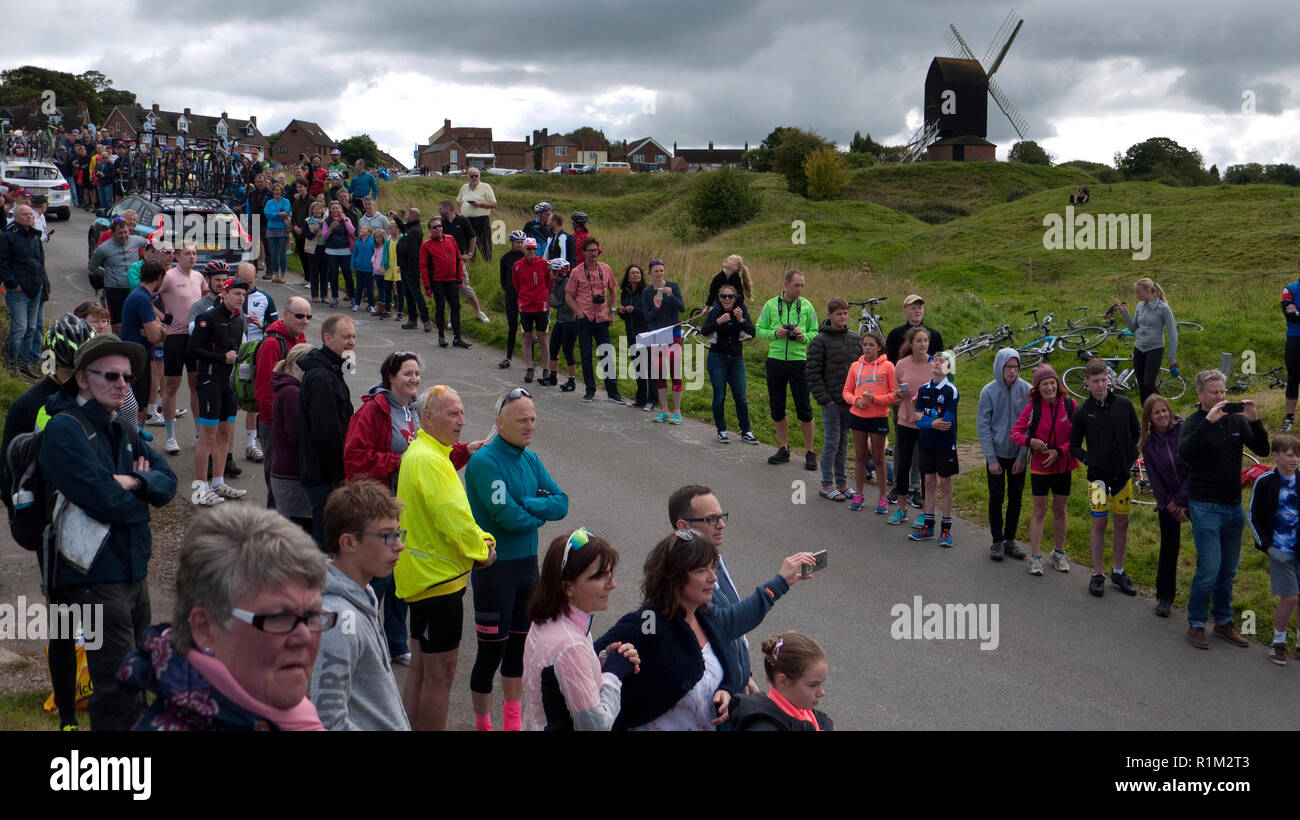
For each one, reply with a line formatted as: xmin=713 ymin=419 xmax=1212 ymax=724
xmin=87 ymin=368 xmax=133 ymax=383
xmin=230 ymin=607 xmax=339 ymax=634
xmin=683 ymin=512 xmax=728 ymax=527
xmin=290 ymin=312 xmax=312 ymax=320
xmin=561 ymin=527 xmax=594 ymax=571
xmin=718 ymin=293 xmax=737 ymax=300
xmin=355 ymin=528 xmax=406 ymax=546
xmin=496 ymin=386 xmax=532 ymax=413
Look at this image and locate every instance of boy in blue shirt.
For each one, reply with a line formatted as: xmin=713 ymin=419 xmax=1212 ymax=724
xmin=909 ymin=351 xmax=960 ymax=546
xmin=1249 ymin=433 xmax=1300 ymax=665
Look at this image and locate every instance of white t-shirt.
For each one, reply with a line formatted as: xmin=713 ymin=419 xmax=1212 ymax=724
xmin=456 ymin=181 xmax=496 ymax=218
xmin=630 ymin=642 xmax=724 ymax=731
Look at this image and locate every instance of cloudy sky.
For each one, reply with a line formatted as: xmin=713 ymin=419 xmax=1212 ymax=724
xmin=17 ymin=0 xmax=1300 ymax=168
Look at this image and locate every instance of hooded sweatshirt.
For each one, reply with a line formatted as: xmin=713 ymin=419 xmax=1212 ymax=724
xmin=730 ymin=691 xmax=834 ymax=732
xmin=297 ymin=346 xmax=353 ymax=488
xmin=842 ymin=352 xmax=896 ymax=419
xmin=343 ymin=385 xmax=418 ymax=490
xmin=310 ymin=563 xmax=411 ymax=731
xmin=977 ymin=347 xmax=1032 ymax=462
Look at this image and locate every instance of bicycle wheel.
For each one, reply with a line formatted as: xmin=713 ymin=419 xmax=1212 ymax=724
xmin=1154 ymin=368 xmax=1186 ymax=401
xmin=1176 ymin=321 xmax=1203 ymax=332
xmin=1056 ymin=326 xmax=1109 ymax=351
xmin=1062 ymin=366 xmax=1090 ymax=399
xmin=1015 ymin=346 xmax=1043 ymax=369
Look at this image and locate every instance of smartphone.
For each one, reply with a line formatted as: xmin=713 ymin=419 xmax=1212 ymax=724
xmin=1223 ymin=402 xmax=1245 ymax=414
xmin=801 ymin=550 xmax=828 ymax=575
xmin=899 ymin=382 xmax=909 ymax=393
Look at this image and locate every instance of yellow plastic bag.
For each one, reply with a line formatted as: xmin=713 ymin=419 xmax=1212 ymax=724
xmin=42 ymin=643 xmax=92 ymax=714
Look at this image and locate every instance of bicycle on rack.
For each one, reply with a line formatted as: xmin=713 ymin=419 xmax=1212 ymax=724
xmin=1061 ymin=348 xmax=1187 ymax=401
xmin=1008 ymin=309 xmax=1098 ymax=368
xmin=847 ymin=297 xmax=887 ymax=338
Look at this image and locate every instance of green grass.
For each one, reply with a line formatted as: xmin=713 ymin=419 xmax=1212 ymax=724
xmin=0 ymin=690 xmax=61 ymax=731
xmin=335 ymin=165 xmax=1300 ymax=639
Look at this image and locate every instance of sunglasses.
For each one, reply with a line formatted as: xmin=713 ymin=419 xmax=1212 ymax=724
xmin=496 ymin=386 xmax=532 ymax=413
xmin=718 ymin=293 xmax=737 ymax=300
xmin=290 ymin=312 xmax=312 ymax=320
xmin=561 ymin=527 xmax=594 ymax=571
xmin=649 ymin=258 xmax=665 ymax=267
xmin=87 ymin=367 xmax=133 ymax=383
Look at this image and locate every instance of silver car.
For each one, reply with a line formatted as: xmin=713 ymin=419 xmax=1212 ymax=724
xmin=1 ymin=159 xmax=73 ymax=219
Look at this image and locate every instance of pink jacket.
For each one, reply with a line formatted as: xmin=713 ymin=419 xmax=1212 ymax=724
xmin=1010 ymin=396 xmax=1079 ymax=474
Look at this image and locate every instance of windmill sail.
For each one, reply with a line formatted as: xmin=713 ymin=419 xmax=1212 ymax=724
xmin=988 ymin=76 xmax=1029 ymax=139
xmin=984 ymin=11 xmax=1023 ymax=75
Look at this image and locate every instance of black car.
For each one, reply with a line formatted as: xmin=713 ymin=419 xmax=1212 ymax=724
xmin=87 ymin=193 xmax=253 ymax=267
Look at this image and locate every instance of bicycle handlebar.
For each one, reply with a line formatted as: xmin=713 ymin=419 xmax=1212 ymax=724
xmin=847 ymin=297 xmax=887 ymax=307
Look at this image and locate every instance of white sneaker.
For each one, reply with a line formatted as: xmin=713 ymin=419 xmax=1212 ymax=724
xmin=145 ymin=411 xmax=166 ymax=427
xmin=477 ymin=310 xmax=490 ymax=323
xmin=191 ymin=480 xmax=224 ymax=506
xmin=175 ymin=408 xmax=188 ymax=418
xmin=245 ymin=443 xmax=264 ymax=462
xmin=214 ymin=483 xmax=248 ymax=499
xmin=165 ymin=437 xmax=180 ymax=454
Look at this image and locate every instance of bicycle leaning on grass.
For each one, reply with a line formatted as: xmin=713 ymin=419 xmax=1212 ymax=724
xmin=1061 ymin=348 xmax=1187 ymax=401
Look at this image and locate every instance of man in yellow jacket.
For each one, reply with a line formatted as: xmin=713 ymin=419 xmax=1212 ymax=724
xmin=395 ymin=384 xmax=496 ymax=730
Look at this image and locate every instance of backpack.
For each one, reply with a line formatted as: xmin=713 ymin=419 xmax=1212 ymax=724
xmin=233 ymin=329 xmax=290 ymax=412
xmin=3 ymin=408 xmax=94 ymax=551
xmin=1242 ymin=462 xmax=1271 ymax=489
xmin=1028 ymin=395 xmax=1076 ymax=443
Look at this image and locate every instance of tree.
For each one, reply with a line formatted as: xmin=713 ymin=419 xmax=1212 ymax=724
xmin=0 ymin=66 xmax=136 ymax=124
xmin=771 ymin=128 xmax=835 ymax=196
xmin=337 ymin=134 xmax=380 ymax=167
xmin=1268 ymin=163 xmax=1300 ymax=186
xmin=1223 ymin=163 xmax=1266 ymax=185
xmin=564 ymin=126 xmax=609 ymax=151
xmin=266 ymin=130 xmax=284 ymax=147
xmin=1008 ymin=140 xmax=1052 ymax=165
xmin=804 ymin=147 xmax=849 ymax=200
xmin=746 ymin=126 xmax=800 ymax=171
xmin=1115 ymin=137 xmax=1213 ymax=186
xmin=688 ymin=166 xmax=761 ymax=235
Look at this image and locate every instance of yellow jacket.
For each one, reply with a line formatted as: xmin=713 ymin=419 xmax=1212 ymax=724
xmin=394 ymin=430 xmax=494 ymax=602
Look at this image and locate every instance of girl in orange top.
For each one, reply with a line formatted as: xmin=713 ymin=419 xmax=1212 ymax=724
xmin=842 ymin=330 xmax=903 ymax=513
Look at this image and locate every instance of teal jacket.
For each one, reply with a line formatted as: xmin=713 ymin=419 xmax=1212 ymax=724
xmin=465 ymin=435 xmax=568 ymax=561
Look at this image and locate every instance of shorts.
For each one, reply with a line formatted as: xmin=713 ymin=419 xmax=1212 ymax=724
xmin=1268 ymin=547 xmax=1300 ymax=597
xmin=1088 ymin=478 xmax=1132 ymax=517
xmin=152 ymin=345 xmax=164 ymax=362
xmin=849 ymin=415 xmax=889 ymax=435
xmin=130 ymin=364 xmax=152 ymax=412
xmin=918 ymin=446 xmax=959 ymax=478
xmin=520 ymin=310 xmax=549 ymax=333
xmin=163 ymin=333 xmax=195 ymax=377
xmin=765 ymin=358 xmax=813 ymax=423
xmin=197 ymin=376 xmax=237 ymax=425
xmin=409 ymin=588 xmax=466 ymax=654
xmin=471 ymin=557 xmax=538 ymax=640
xmin=1030 ymin=471 xmax=1072 ymax=497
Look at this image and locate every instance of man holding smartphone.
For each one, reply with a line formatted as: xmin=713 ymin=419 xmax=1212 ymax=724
xmin=456 ymin=169 xmax=496 ymax=262
xmin=1179 ymin=369 xmax=1270 ymax=650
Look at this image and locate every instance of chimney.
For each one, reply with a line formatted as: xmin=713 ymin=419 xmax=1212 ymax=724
xmin=152 ymin=103 xmax=160 ymax=115
xmin=673 ymin=141 xmax=678 ymax=154
xmin=708 ymin=141 xmax=714 ymax=150
xmin=744 ymin=141 xmax=749 ymax=151
xmin=249 ymin=115 xmax=257 ymax=129
xmin=444 ymin=118 xmax=451 ymax=130
xmin=524 ymin=136 xmax=530 ymax=147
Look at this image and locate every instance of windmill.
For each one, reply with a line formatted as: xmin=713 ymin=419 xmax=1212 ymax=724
xmin=903 ymin=10 xmax=1029 ymax=162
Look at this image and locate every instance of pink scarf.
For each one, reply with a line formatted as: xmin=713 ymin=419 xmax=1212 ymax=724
xmin=768 ymin=688 xmax=821 ymax=732
xmin=188 ymin=649 xmax=325 ymax=731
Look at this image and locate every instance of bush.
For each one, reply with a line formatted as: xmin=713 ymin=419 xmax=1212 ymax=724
xmin=1007 ymin=140 xmax=1052 ymax=165
xmin=772 ymin=129 xmax=835 ymax=196
xmin=845 ymin=152 xmax=876 ymax=170
xmin=687 ymin=167 xmax=761 ymax=234
xmin=804 ymin=147 xmax=849 ymax=200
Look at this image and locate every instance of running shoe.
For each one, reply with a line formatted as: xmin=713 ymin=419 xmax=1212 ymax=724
xmin=849 ymin=493 xmax=865 ymax=511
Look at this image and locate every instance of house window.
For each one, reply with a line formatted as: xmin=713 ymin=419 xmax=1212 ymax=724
xmin=656 ymin=154 xmax=666 ymax=164
xmin=114 ymin=122 xmax=121 ymax=134
xmin=588 ymin=152 xmax=596 ymax=162
xmin=450 ymin=150 xmax=458 ymax=162
xmin=555 ymin=146 xmax=567 ymax=157
xmin=177 ymin=117 xmax=188 ymax=134
xmin=277 ymin=145 xmax=287 ymax=153
xmin=216 ymin=121 xmax=228 ymax=137
xmin=245 ymin=123 xmax=255 ymax=136
xmin=632 ymin=154 xmax=644 ymax=164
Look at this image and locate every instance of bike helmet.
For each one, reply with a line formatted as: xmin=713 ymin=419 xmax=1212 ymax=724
xmin=44 ymin=314 xmax=94 ymax=369
xmin=508 ymin=229 xmax=526 ymax=241
xmin=203 ymin=260 xmax=230 ymax=275
xmin=328 ymin=171 xmax=342 ymax=180
xmin=547 ymin=258 xmax=570 ymax=271
xmin=570 ymin=211 xmax=589 ymax=225
xmin=534 ymin=201 xmax=552 ymax=213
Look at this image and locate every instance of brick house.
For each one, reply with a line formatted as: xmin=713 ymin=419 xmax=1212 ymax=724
xmin=377 ymin=150 xmax=408 ymax=172
xmin=491 ymin=138 xmax=531 ymax=170
xmin=103 ymin=103 xmax=269 ymax=160
xmin=531 ymin=128 xmax=608 ymax=170
xmin=271 ymin=119 xmax=335 ymax=163
xmin=619 ymin=137 xmax=672 ymax=172
xmin=673 ymin=140 xmax=749 ymax=172
xmin=418 ymin=140 xmax=466 ymax=173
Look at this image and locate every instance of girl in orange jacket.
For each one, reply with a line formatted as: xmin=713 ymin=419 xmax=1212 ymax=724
xmin=842 ymin=331 xmax=903 ymax=512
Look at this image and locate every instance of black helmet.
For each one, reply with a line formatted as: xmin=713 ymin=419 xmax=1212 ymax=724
xmin=44 ymin=313 xmax=95 ymax=369
xmin=203 ymin=259 xmax=230 ymax=275
xmin=570 ymin=211 xmax=589 ymax=226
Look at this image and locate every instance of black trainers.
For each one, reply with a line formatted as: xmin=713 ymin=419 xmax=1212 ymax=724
xmin=1002 ymin=540 xmax=1026 ymax=560
xmin=1284 ymin=417 xmax=1295 ymax=433
xmin=498 ymin=359 xmax=511 ymax=369
xmin=1154 ymin=599 xmax=1172 ymax=618
xmin=804 ymin=451 xmax=817 ymax=471
xmin=768 ymin=446 xmax=790 ymax=465
xmin=908 ymin=491 xmax=923 ymax=509
xmin=607 ymin=393 xmax=626 ymax=405
xmin=438 ymin=336 xmax=449 ymax=348
xmin=224 ymin=454 xmax=242 ymax=478
xmin=452 ymin=338 xmax=472 ymax=349
xmin=582 ymin=389 xmax=596 ymax=402
xmin=560 ymin=378 xmax=576 ymax=392
xmin=1089 ymin=573 xmax=1105 ymax=597
xmin=989 ymin=542 xmax=1004 ymax=561
xmin=524 ymin=367 xmax=534 ymax=383
xmin=1111 ymin=570 xmax=1137 ymax=596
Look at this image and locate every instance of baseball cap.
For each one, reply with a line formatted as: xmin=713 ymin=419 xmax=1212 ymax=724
xmin=903 ymin=294 xmax=924 ymax=307
xmin=221 ymin=278 xmax=251 ymax=293
xmin=30 ymin=194 xmax=47 ymax=205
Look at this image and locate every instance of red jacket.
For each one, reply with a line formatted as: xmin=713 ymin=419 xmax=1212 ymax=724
xmin=419 ymin=235 xmax=463 ymax=291
xmin=512 ymin=255 xmax=552 ymax=313
xmin=1010 ymin=396 xmax=1079 ymax=474
xmin=308 ymin=167 xmax=328 ymax=197
xmin=253 ymin=320 xmax=305 ymax=421
xmin=343 ymin=389 xmax=470 ymax=485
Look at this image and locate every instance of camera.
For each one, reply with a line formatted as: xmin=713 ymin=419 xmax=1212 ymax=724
xmin=782 ymin=323 xmax=797 ymax=333
xmin=592 ymin=294 xmax=606 ymax=304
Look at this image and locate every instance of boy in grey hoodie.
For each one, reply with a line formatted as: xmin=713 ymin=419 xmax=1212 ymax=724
xmin=311 ymin=480 xmax=412 ymax=730
xmin=977 ymin=348 xmax=1031 ymax=561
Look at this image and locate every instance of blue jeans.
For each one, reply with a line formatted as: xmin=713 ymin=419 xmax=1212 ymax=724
xmin=820 ymin=403 xmax=850 ymax=489
xmin=1186 ymin=500 xmax=1245 ymax=628
xmin=97 ymin=183 xmax=115 ymax=210
xmin=6 ymin=289 xmax=40 ymax=365
xmin=706 ymin=350 xmax=750 ymax=433
xmin=265 ymin=235 xmax=288 ymax=275
xmin=376 ymin=278 xmax=392 ymax=305
xmin=369 ymin=572 xmax=409 ymax=659
xmin=26 ymin=297 xmax=44 ymax=364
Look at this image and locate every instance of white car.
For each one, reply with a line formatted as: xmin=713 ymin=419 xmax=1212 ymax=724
xmin=1 ymin=159 xmax=73 ymax=219
xmin=483 ymin=167 xmax=520 ymax=176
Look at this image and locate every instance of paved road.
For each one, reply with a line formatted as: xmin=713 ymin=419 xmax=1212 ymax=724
xmin=1 ymin=207 xmax=1293 ymax=731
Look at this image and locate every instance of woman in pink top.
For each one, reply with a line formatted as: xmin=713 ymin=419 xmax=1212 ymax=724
xmin=889 ymin=327 xmax=933 ymax=525
xmin=1010 ymin=365 xmax=1079 ymax=575
xmin=842 ymin=330 xmax=902 ymax=513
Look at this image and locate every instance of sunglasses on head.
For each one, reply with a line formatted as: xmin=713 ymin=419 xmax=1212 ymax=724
xmin=561 ymin=527 xmax=594 ymax=571
xmin=496 ymin=386 xmax=532 ymax=413
xmin=649 ymin=258 xmax=665 ymax=267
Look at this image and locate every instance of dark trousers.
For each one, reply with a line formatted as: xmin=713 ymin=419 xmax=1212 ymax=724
xmin=369 ymin=572 xmax=409 ymax=659
xmin=576 ymin=318 xmax=618 ymax=395
xmin=56 ymin=580 xmax=150 ymax=731
xmin=322 ymin=253 xmax=352 ymax=299
xmin=258 ymin=419 xmax=274 ymax=510
xmin=707 ymin=350 xmax=750 ymax=432
xmin=432 ymin=281 xmax=461 ymax=337
xmin=1134 ymin=346 xmax=1163 ymax=405
xmin=987 ymin=456 xmax=1026 ymax=542
xmin=893 ymin=425 xmax=923 ymax=500
xmin=295 ymin=234 xmax=311 ymax=277
xmin=400 ymin=266 xmax=429 ymax=321
xmin=469 ymin=215 xmax=492 ymax=261
xmin=549 ymin=321 xmax=576 ymax=366
xmin=504 ymin=293 xmax=519 ymax=359
xmin=306 ymin=482 xmax=341 ymax=550
xmin=1156 ymin=507 xmax=1182 ymax=603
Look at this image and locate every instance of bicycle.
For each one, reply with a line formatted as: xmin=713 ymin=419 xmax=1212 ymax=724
xmin=847 ymin=297 xmax=886 ymax=338
xmin=951 ymin=324 xmax=1012 ymax=359
xmin=1132 ymin=450 xmax=1259 ymax=507
xmin=1227 ymin=365 xmax=1284 ymax=393
xmin=1008 ymin=309 xmax=1097 ymax=368
xmin=1061 ymin=348 xmax=1187 ymax=401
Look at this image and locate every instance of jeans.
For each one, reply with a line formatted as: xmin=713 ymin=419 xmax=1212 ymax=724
xmin=376 ymin=278 xmax=391 ymax=305
xmin=819 ymin=403 xmax=850 ymax=489
xmin=97 ymin=183 xmax=115 ymax=210
xmin=67 ymin=178 xmax=78 ymax=205
xmin=6 ymin=289 xmax=40 ymax=365
xmin=987 ymin=456 xmax=1026 ymax=542
xmin=27 ymin=296 xmax=44 ymax=364
xmin=576 ymin=317 xmax=619 ymax=395
xmin=370 ymin=572 xmax=409 ymax=659
xmin=265 ymin=235 xmax=288 ymax=275
xmin=322 ymin=253 xmax=351 ymax=299
xmin=707 ymin=350 xmax=750 ymax=433
xmin=1186 ymin=500 xmax=1245 ymax=628
xmin=353 ymin=270 xmax=375 ymax=307
xmin=56 ymin=580 xmax=150 ymax=731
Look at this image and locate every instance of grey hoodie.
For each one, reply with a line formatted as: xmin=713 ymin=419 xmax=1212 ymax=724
xmin=310 ymin=563 xmax=411 ymax=731
xmin=977 ymin=347 xmax=1031 ymax=462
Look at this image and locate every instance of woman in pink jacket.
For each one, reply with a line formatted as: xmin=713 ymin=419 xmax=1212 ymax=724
xmin=1010 ymin=365 xmax=1079 ymax=576
xmin=843 ymin=330 xmax=903 ymax=513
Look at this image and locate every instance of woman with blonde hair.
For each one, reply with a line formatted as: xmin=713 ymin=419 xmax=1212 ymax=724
xmin=1116 ymin=277 xmax=1178 ymax=404
xmin=706 ymin=254 xmax=753 ymax=307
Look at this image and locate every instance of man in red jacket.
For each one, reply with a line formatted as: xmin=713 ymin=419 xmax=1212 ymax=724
xmin=253 ymin=295 xmax=311 ymax=509
xmin=419 ymin=216 xmax=470 ymax=350
xmin=511 ymin=239 xmax=551 ymax=383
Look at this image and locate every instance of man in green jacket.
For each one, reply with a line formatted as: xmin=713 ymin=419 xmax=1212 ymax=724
xmin=755 ymin=270 xmax=819 ymax=470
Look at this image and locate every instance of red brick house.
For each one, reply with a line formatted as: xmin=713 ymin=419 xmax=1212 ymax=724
xmin=491 ymin=138 xmax=532 ymax=170
xmin=531 ymin=128 xmax=608 ymax=170
xmin=271 ymin=119 xmax=335 ymax=162
xmin=418 ymin=140 xmax=466 ymax=173
xmin=619 ymin=137 xmax=672 ymax=172
xmin=103 ymin=104 xmax=269 ymax=159
xmin=0 ymin=100 xmax=91 ymax=134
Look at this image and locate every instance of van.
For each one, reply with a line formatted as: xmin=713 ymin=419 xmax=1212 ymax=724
xmin=597 ymin=162 xmax=631 ymax=175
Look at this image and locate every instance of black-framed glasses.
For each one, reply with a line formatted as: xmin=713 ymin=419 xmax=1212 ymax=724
xmin=683 ymin=512 xmax=728 ymax=527
xmin=290 ymin=312 xmax=312 ymax=320
xmin=230 ymin=608 xmax=338 ymax=634
xmin=355 ymin=528 xmax=406 ymax=547
xmin=561 ymin=527 xmax=594 ymax=571
xmin=496 ymin=386 xmax=532 ymax=413
xmin=718 ymin=293 xmax=737 ymax=300
xmin=87 ymin=368 xmax=133 ymax=383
